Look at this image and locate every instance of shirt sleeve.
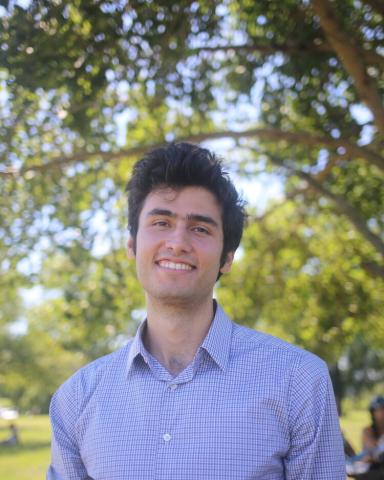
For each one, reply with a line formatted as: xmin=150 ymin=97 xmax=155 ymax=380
xmin=47 ymin=373 xmax=91 ymax=480
xmin=284 ymin=355 xmax=346 ymax=480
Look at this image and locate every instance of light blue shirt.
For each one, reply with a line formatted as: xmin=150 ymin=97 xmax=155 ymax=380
xmin=47 ymin=303 xmax=346 ymax=479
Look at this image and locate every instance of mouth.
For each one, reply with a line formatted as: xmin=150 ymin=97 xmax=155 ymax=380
xmin=156 ymin=260 xmax=195 ymax=271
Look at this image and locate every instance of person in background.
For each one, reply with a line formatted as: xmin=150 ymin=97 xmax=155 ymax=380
xmin=362 ymin=395 xmax=384 ymax=466
xmin=47 ymin=142 xmax=346 ymax=479
xmin=363 ymin=396 xmax=384 ymax=452
xmin=346 ymin=395 xmax=384 ymax=479
xmin=0 ymin=423 xmax=19 ymax=446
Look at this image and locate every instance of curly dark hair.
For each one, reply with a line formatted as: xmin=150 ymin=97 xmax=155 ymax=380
xmin=126 ymin=142 xmax=246 ymax=269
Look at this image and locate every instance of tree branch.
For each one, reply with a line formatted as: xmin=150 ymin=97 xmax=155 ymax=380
xmin=311 ymin=0 xmax=384 ymax=136
xmin=191 ymin=41 xmax=384 ymax=68
xmin=362 ymin=0 xmax=384 ymax=16
xmin=249 ymin=153 xmax=338 ymax=223
xmin=267 ymin=153 xmax=384 ymax=259
xmin=361 ymin=261 xmax=384 ymax=278
xmin=1 ymin=127 xmax=381 ymax=178
xmin=248 ymin=187 xmax=308 ymax=223
xmin=0 ymin=169 xmax=18 ymax=178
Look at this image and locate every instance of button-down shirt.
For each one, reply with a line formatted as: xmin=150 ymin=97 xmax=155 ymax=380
xmin=47 ymin=303 xmax=346 ymax=479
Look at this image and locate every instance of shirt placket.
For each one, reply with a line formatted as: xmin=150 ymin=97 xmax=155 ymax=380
xmin=153 ymin=379 xmax=182 ymax=480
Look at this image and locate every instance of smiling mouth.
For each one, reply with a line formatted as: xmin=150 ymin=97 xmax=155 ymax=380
xmin=157 ymin=260 xmax=194 ymax=271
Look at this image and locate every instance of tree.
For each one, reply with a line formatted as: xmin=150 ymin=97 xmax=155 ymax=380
xmin=218 ymin=202 xmax=383 ymax=363
xmin=0 ymin=0 xmax=383 ymax=409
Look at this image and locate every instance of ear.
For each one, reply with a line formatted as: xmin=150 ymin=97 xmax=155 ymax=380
xmin=219 ymin=251 xmax=234 ymax=274
xmin=127 ymin=236 xmax=136 ymax=259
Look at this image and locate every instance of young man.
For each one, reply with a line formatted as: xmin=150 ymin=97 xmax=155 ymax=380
xmin=47 ymin=143 xmax=346 ymax=479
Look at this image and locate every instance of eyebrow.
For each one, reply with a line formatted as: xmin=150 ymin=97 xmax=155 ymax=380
xmin=146 ymin=209 xmax=219 ymax=228
xmin=147 ymin=208 xmax=176 ymax=218
xmin=187 ymin=213 xmax=219 ymax=228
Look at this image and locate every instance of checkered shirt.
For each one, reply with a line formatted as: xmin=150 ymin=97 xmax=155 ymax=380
xmin=47 ymin=303 xmax=346 ymax=479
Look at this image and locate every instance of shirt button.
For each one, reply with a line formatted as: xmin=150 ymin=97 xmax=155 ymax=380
xmin=169 ymin=384 xmax=177 ymax=391
xmin=163 ymin=433 xmax=171 ymax=442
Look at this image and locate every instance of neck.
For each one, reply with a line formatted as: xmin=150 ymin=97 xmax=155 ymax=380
xmin=144 ymin=297 xmax=215 ymax=376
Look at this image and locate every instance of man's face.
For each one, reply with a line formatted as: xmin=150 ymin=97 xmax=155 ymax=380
xmin=128 ymin=186 xmax=233 ymax=306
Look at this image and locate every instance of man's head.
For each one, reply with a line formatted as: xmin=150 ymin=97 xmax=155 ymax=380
xmin=126 ymin=142 xmax=246 ymax=270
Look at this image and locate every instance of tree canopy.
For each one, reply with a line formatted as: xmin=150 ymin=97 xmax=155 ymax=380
xmin=0 ymin=0 xmax=383 ymax=411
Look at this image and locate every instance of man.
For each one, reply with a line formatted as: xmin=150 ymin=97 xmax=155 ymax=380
xmin=47 ymin=142 xmax=346 ymax=479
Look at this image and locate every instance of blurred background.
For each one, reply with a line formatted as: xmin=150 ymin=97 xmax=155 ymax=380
xmin=0 ymin=0 xmax=383 ymax=477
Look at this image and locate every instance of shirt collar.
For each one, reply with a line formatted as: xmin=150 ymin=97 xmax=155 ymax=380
xmin=126 ymin=301 xmax=233 ymax=375
xmin=200 ymin=301 xmax=233 ymax=371
xmin=126 ymin=320 xmax=149 ymax=374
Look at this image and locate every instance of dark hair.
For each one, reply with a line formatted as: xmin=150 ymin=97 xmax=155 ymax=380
xmin=369 ymin=395 xmax=384 ymax=439
xmin=126 ymin=142 xmax=246 ymax=268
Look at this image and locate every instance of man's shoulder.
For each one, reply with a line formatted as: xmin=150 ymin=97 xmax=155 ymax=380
xmin=80 ymin=341 xmax=132 ymax=376
xmin=54 ymin=340 xmax=134 ymax=401
xmin=231 ymin=321 xmax=327 ymax=372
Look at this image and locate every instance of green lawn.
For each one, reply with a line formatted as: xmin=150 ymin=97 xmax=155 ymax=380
xmin=0 ymin=408 xmax=371 ymax=479
xmin=0 ymin=416 xmax=50 ymax=480
xmin=340 ymin=407 xmax=371 ymax=453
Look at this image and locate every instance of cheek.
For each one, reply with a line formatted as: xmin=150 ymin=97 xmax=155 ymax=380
xmin=135 ymin=230 xmax=156 ymax=253
xmin=199 ymin=244 xmax=224 ymax=269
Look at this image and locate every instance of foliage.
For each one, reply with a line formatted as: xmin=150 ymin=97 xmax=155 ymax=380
xmin=0 ymin=330 xmax=83 ymax=412
xmin=218 ymin=201 xmax=383 ymax=362
xmin=0 ymin=0 xmax=383 ymax=410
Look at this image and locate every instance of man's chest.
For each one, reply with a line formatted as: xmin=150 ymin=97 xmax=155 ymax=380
xmin=77 ymin=372 xmax=289 ymax=479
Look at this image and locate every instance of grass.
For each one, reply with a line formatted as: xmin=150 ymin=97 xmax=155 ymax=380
xmin=0 ymin=407 xmax=372 ymax=479
xmin=340 ymin=407 xmax=371 ymax=453
xmin=0 ymin=415 xmax=50 ymax=480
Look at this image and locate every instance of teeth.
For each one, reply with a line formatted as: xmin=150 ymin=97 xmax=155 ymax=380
xmin=158 ymin=261 xmax=193 ymax=271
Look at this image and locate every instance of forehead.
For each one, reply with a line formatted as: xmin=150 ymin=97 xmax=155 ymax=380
xmin=140 ymin=186 xmax=222 ymax=219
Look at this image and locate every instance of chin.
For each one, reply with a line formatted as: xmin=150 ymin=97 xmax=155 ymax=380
xmin=155 ymin=291 xmax=193 ymax=302
xmin=151 ymin=289 xmax=206 ymax=307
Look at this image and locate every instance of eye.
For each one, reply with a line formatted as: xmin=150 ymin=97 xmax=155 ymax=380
xmin=152 ymin=220 xmax=169 ymax=228
xmin=192 ymin=226 xmax=210 ymax=234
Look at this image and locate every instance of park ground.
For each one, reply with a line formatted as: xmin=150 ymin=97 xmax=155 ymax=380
xmin=0 ymin=407 xmax=371 ymax=479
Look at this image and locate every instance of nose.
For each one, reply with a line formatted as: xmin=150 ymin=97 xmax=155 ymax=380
xmin=164 ymin=225 xmax=192 ymax=255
